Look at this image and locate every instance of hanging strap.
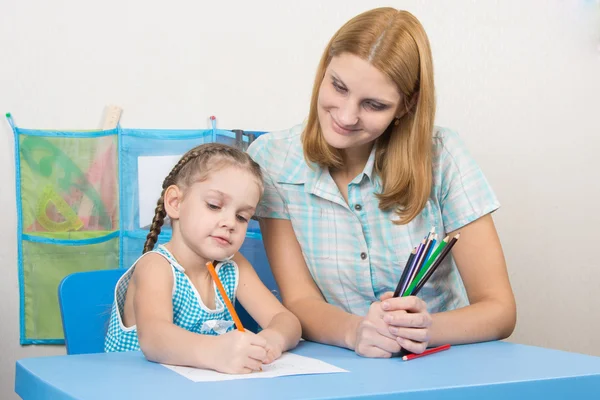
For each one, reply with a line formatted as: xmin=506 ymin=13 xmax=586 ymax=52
xmin=5 ymin=112 xmax=16 ymax=131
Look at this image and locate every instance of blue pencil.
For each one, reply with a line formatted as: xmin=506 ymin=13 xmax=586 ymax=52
xmin=395 ymin=238 xmax=426 ymax=297
xmin=403 ymin=228 xmax=435 ymax=296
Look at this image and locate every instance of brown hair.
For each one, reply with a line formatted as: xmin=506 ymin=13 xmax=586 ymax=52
xmin=303 ymin=8 xmax=435 ymax=224
xmin=143 ymin=143 xmax=263 ymax=253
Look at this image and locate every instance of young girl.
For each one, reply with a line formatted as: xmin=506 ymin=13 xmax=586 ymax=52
xmin=105 ymin=143 xmax=301 ymax=374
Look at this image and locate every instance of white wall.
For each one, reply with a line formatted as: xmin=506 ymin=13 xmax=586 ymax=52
xmin=1 ymin=1 xmax=599 ymax=398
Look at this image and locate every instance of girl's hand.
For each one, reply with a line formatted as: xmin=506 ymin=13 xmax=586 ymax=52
xmin=257 ymin=328 xmax=285 ymax=364
xmin=354 ymin=300 xmax=402 ymax=358
xmin=212 ymin=330 xmax=268 ymax=374
xmin=379 ymin=292 xmax=432 ymax=354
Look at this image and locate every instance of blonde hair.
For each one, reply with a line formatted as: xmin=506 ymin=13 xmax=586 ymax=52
xmin=143 ymin=143 xmax=263 ymax=253
xmin=303 ymin=8 xmax=435 ymax=224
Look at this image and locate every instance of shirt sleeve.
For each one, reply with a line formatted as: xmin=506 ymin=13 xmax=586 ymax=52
xmin=246 ymin=134 xmax=290 ymax=220
xmin=434 ymin=129 xmax=501 ymax=232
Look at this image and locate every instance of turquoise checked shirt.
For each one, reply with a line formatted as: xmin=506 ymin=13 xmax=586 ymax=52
xmin=247 ymin=124 xmax=500 ymax=316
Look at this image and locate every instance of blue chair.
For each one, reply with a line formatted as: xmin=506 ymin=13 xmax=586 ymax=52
xmin=58 ymin=269 xmax=126 ymax=355
xmin=58 ymin=267 xmax=266 ymax=355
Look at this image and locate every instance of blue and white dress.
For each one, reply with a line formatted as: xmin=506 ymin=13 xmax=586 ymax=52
xmin=105 ymin=245 xmax=238 ymax=352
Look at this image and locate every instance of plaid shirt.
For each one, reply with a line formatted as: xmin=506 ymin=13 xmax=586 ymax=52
xmin=247 ymin=124 xmax=500 ymax=316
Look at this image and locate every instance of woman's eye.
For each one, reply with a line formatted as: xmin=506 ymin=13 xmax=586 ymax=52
xmin=207 ymin=203 xmax=221 ymax=210
xmin=332 ymin=81 xmax=347 ymax=93
xmin=364 ymin=101 xmax=386 ymax=111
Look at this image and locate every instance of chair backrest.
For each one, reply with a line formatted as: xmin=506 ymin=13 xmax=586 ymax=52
xmin=58 ymin=269 xmax=126 ymax=355
xmin=58 ymin=267 xmax=263 ymax=355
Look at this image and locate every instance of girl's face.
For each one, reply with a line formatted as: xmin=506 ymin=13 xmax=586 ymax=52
xmin=317 ymin=53 xmax=403 ymax=154
xmin=168 ymin=166 xmax=262 ymax=262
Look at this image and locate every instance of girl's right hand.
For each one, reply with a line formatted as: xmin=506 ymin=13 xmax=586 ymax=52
xmin=211 ymin=330 xmax=268 ymax=374
xmin=354 ymin=301 xmax=402 ymax=358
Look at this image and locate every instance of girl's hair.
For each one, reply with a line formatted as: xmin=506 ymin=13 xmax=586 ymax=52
xmin=143 ymin=143 xmax=263 ymax=253
xmin=303 ymin=8 xmax=435 ymax=224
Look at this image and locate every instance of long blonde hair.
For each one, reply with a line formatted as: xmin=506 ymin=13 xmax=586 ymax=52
xmin=143 ymin=143 xmax=263 ymax=253
xmin=303 ymin=8 xmax=435 ymax=224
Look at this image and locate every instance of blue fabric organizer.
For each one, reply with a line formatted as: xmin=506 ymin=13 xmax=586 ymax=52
xmin=7 ymin=113 xmax=277 ymax=345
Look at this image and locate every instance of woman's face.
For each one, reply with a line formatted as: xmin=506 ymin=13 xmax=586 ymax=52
xmin=317 ymin=53 xmax=403 ymax=152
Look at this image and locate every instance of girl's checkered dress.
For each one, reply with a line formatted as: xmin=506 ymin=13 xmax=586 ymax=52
xmin=105 ymin=245 xmax=238 ymax=352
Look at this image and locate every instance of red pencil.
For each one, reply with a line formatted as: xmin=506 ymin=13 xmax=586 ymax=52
xmin=401 ymin=344 xmax=451 ymax=361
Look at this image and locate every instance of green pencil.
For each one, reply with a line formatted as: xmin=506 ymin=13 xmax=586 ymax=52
xmin=402 ymin=235 xmax=449 ymax=297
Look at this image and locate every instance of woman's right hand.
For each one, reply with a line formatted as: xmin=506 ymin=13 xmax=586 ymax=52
xmin=354 ymin=301 xmax=402 ymax=358
xmin=211 ymin=330 xmax=268 ymax=374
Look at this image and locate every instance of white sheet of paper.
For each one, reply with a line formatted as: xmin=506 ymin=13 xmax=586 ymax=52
xmin=162 ymin=352 xmax=348 ymax=382
xmin=138 ymin=155 xmax=182 ymax=228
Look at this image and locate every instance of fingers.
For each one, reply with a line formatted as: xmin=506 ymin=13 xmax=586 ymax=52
xmin=263 ymin=347 xmax=280 ymax=364
xmin=379 ymin=291 xmax=394 ymax=301
xmin=243 ymin=358 xmax=264 ymax=372
xmin=365 ymin=302 xmax=396 ymax=340
xmin=355 ymin=335 xmax=400 ymax=357
xmin=381 ymin=296 xmax=427 ymax=313
xmin=376 ymin=336 xmax=402 ymax=354
xmin=388 ymin=326 xmax=430 ymax=343
xmin=384 ymin=310 xmax=432 ymax=329
xmin=377 ymin=296 xmax=432 ymax=356
xmin=247 ymin=344 xmax=268 ymax=363
xmin=396 ymin=337 xmax=428 ymax=354
xmin=383 ymin=309 xmax=432 ymax=354
xmin=245 ymin=331 xmax=268 ymax=347
xmin=359 ymin=297 xmax=431 ymax=358
xmin=356 ymin=345 xmax=394 ymax=358
xmin=356 ymin=320 xmax=402 ymax=356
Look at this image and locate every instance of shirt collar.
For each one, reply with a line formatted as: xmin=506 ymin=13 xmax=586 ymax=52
xmin=277 ymin=136 xmax=380 ymax=204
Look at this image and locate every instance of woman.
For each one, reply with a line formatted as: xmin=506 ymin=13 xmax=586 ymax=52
xmin=246 ymin=7 xmax=516 ymax=357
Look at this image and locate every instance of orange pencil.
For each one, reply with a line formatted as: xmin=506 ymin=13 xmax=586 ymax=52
xmin=206 ymin=262 xmax=245 ymax=332
xmin=402 ymin=344 xmax=451 ymax=361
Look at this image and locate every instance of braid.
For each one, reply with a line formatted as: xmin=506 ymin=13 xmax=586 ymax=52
xmin=162 ymin=150 xmax=201 ymax=189
xmin=143 ymin=193 xmax=167 ymax=253
xmin=142 ymin=150 xmax=202 ymax=254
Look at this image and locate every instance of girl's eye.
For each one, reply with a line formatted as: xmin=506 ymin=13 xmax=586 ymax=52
xmin=332 ymin=80 xmax=347 ymax=93
xmin=207 ymin=203 xmax=221 ymax=210
xmin=236 ymin=215 xmax=249 ymax=223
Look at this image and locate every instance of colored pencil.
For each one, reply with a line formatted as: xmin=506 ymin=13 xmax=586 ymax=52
xmin=393 ymin=248 xmax=417 ymax=297
xmin=395 ymin=238 xmax=426 ymax=297
xmin=206 ymin=261 xmax=245 ymax=332
xmin=403 ymin=235 xmax=449 ymax=297
xmin=402 ymin=344 xmax=451 ymax=361
xmin=404 ymin=231 xmax=436 ymax=296
xmin=411 ymin=233 xmax=461 ymax=296
xmin=423 ymin=236 xmax=437 ymax=267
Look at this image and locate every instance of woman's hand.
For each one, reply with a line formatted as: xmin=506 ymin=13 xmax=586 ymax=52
xmin=354 ymin=300 xmax=402 ymax=358
xmin=379 ymin=292 xmax=432 ymax=354
xmin=257 ymin=328 xmax=285 ymax=364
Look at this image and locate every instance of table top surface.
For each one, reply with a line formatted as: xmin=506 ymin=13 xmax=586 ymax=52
xmin=16 ymin=340 xmax=600 ymax=400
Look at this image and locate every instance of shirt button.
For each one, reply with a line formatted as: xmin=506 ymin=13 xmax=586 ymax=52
xmin=354 ymin=204 xmax=362 ymax=211
xmin=360 ymin=252 xmax=367 ymax=260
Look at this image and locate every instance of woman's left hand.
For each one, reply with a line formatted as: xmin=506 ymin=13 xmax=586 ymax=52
xmin=379 ymin=292 xmax=432 ymax=354
xmin=257 ymin=328 xmax=285 ymax=364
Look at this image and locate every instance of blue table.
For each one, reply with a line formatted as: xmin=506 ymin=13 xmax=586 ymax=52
xmin=15 ymin=340 xmax=600 ymax=399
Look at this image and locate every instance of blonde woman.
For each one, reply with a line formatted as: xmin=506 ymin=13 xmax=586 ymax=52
xmin=247 ymin=8 xmax=516 ymax=358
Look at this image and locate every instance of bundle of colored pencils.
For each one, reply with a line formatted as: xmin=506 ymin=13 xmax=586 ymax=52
xmin=393 ymin=228 xmax=460 ymax=298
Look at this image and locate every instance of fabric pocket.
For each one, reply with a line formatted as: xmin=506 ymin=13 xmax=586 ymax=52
xmin=21 ymin=232 xmax=119 ymax=341
xmin=19 ymin=135 xmax=119 ymax=233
